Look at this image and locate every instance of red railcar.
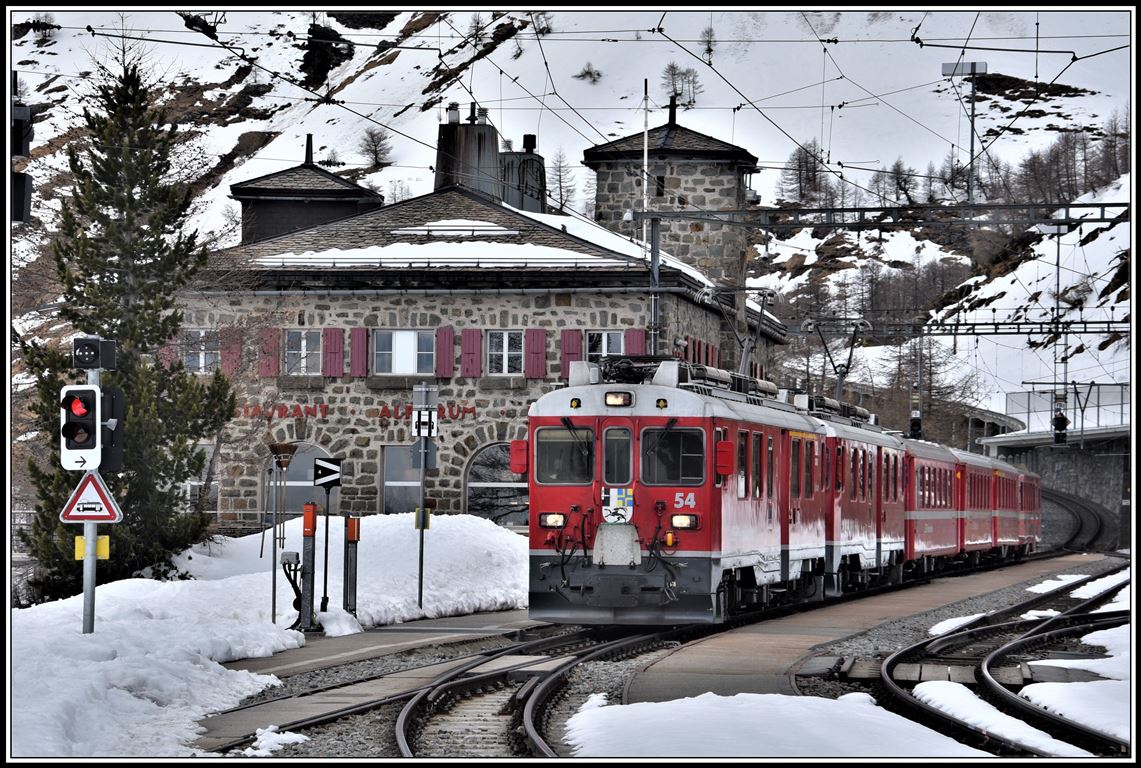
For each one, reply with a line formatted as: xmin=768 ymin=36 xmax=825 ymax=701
xmin=515 ymin=359 xmax=1040 ymax=625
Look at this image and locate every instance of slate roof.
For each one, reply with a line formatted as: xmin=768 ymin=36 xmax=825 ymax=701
xmin=230 ymin=163 xmax=382 ymax=198
xmin=583 ymin=122 xmax=758 ymax=166
xmin=209 ymin=186 xmax=711 ymax=292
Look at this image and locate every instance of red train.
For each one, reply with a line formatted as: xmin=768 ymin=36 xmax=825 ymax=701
xmin=511 ymin=358 xmax=1041 ymax=625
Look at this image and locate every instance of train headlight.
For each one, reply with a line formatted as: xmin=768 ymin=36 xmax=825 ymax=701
xmin=670 ymin=514 xmax=699 ymax=529
xmin=539 ymin=513 xmax=567 ymax=529
xmin=605 ymin=391 xmax=633 ymax=407
xmin=664 ymin=531 xmax=677 ymax=547
xmin=570 ymin=398 xmax=581 ymax=409
xmin=656 ymin=398 xmax=668 ymax=409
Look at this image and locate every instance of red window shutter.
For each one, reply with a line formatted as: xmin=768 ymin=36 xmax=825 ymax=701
xmin=560 ymin=329 xmax=583 ymax=379
xmin=436 ymin=326 xmax=454 ymax=378
xmin=259 ymin=328 xmax=280 ymax=377
xmin=712 ymin=344 xmax=719 ymax=368
xmin=696 ymin=339 xmax=705 ymax=365
xmin=322 ymin=328 xmax=344 ymax=378
xmin=350 ymin=327 xmax=368 ymax=377
xmin=685 ymin=335 xmax=693 ymax=362
xmin=460 ymin=329 xmax=482 ymax=377
xmin=624 ymin=328 xmax=646 ymax=356
xmin=220 ymin=329 xmax=242 ymax=376
xmin=159 ymin=342 xmax=178 ymax=368
xmin=524 ymin=328 xmax=548 ymax=379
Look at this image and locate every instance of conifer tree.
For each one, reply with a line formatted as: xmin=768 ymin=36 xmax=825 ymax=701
xmin=18 ymin=44 xmax=235 ymax=601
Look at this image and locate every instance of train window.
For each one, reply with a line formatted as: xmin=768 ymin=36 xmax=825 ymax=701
xmin=836 ymin=446 xmax=844 ymax=492
xmin=737 ymin=432 xmax=748 ymax=499
xmin=804 ymin=441 xmax=814 ymax=499
xmin=859 ymin=450 xmax=866 ymax=500
xmin=603 ymin=428 xmax=632 ymax=485
xmin=535 ymin=427 xmax=594 ymax=485
xmin=766 ymin=437 xmax=774 ymax=499
xmin=790 ymin=438 xmax=801 ymax=498
xmin=641 ymin=427 xmax=704 ymax=486
xmin=822 ymin=442 xmax=830 ymax=491
xmin=892 ymin=455 xmax=899 ymax=501
xmin=752 ymin=433 xmax=762 ymax=498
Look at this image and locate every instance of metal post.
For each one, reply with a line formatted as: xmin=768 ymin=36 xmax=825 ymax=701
xmin=270 ymin=462 xmax=278 ymax=624
xmin=650 ymin=217 xmax=661 ymax=356
xmin=300 ymin=504 xmax=316 ymax=631
xmin=81 ymin=367 xmax=102 ymax=633
xmin=321 ymin=486 xmax=331 ymax=612
xmin=967 ymin=64 xmax=977 ymax=206
xmin=343 ymin=516 xmax=358 ymax=615
xmin=642 ymin=78 xmax=649 ymax=248
xmin=418 ymin=437 xmax=426 ymax=608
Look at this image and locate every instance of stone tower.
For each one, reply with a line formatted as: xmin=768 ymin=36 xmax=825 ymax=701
xmin=582 ymin=97 xmax=760 ymax=368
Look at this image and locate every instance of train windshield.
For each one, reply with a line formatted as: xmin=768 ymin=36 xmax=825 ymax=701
xmin=535 ymin=427 xmax=594 ymax=484
xmin=641 ymin=427 xmax=704 ymax=485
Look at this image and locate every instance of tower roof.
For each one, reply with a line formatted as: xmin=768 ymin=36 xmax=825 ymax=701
xmin=582 ymin=104 xmax=757 ymax=168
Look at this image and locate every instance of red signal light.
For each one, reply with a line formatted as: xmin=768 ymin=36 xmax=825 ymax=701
xmin=67 ymin=396 xmax=90 ymax=417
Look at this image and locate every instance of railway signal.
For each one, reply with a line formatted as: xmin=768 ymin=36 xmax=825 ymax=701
xmin=60 ymin=385 xmax=102 ymax=470
xmin=1052 ymin=410 xmax=1070 ymax=445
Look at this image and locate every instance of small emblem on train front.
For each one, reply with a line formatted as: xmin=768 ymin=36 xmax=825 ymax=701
xmin=602 ymin=487 xmax=633 ymax=523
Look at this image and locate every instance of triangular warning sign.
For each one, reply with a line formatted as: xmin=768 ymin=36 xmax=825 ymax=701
xmin=61 ymin=470 xmax=123 ymax=523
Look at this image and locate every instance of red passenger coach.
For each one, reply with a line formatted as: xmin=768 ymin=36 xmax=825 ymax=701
xmin=515 ymin=358 xmax=1041 ymax=625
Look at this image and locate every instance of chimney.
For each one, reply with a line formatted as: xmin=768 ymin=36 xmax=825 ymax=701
xmin=668 ymin=94 xmax=677 ymax=124
xmin=304 ymin=133 xmax=314 ymax=165
xmin=477 ymin=107 xmax=489 ymax=125
xmin=446 ymin=101 xmax=460 ymax=124
xmin=466 ymin=102 xmax=478 ymax=124
xmin=523 ymin=134 xmax=536 ymax=153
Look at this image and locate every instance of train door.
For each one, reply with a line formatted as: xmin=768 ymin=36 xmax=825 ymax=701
xmin=599 ymin=416 xmax=634 ymax=525
xmin=874 ymin=446 xmax=884 ymax=569
xmin=902 ymin=454 xmax=916 ymax=561
xmin=778 ymin=429 xmax=792 ymax=582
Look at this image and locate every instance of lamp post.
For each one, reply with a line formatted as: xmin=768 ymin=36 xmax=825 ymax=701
xmin=942 ymin=61 xmax=987 ymax=205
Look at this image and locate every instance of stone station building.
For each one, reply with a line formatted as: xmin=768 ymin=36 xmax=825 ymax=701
xmin=180 ymin=107 xmax=786 ymax=530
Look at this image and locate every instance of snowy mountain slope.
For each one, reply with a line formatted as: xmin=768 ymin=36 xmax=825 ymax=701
xmin=12 ymin=10 xmax=1132 ymax=238
xmin=745 ymin=173 xmax=1131 ymax=422
xmin=8 ymin=9 xmax=1133 ymax=426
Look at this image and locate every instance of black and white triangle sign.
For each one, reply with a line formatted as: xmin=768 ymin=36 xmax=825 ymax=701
xmin=313 ymin=457 xmax=343 ymax=487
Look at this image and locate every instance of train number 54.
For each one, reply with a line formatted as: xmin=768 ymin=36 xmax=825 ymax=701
xmin=674 ymin=492 xmax=696 ymax=508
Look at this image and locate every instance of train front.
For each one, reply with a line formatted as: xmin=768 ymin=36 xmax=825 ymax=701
xmin=512 ymin=360 xmax=721 ymax=625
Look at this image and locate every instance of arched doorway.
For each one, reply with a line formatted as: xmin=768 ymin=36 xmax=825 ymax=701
xmin=465 ymin=443 xmax=528 ymax=526
xmin=264 ymin=442 xmax=337 ymax=516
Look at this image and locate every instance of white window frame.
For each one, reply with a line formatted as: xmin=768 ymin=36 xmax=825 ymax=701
xmin=284 ymin=329 xmax=322 ymax=375
xmin=185 ymin=443 xmax=218 ymax=513
xmin=585 ymin=330 xmax=623 ymax=363
xmin=373 ymin=330 xmax=435 ymax=375
xmin=184 ymin=329 xmax=220 ymax=374
xmin=487 ymin=330 xmax=523 ymax=376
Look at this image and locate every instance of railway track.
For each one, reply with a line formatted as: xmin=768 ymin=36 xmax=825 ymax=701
xmin=1042 ymin=486 xmax=1119 ymax=553
xmin=398 ymin=628 xmax=687 ymax=757
xmin=876 ymin=567 xmax=1130 ymax=756
xmin=201 ymin=503 xmax=1123 ymax=758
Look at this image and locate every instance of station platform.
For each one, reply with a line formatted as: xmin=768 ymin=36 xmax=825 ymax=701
xmin=624 ymin=553 xmax=1111 ymax=703
xmin=223 ymin=608 xmax=543 ymax=678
